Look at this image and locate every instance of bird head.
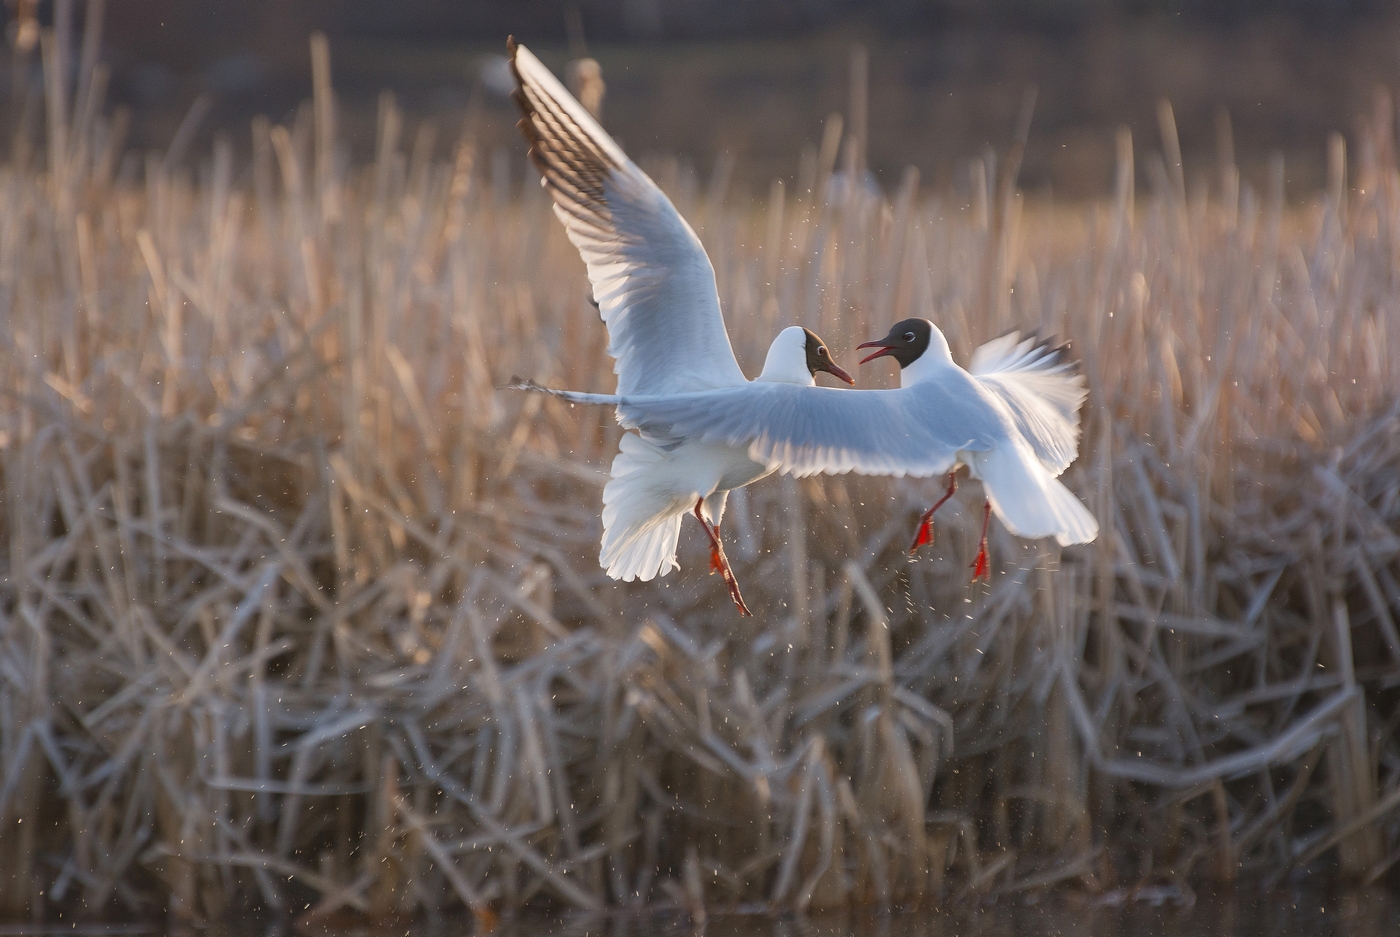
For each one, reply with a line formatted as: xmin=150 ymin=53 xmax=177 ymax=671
xmin=801 ymin=327 xmax=855 ymax=385
xmin=757 ymin=326 xmax=854 ymax=386
xmin=857 ymin=318 xmax=935 ymax=368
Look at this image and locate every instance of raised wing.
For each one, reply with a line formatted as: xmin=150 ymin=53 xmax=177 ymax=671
xmin=510 ymin=41 xmax=748 ymax=396
xmin=611 ymin=378 xmax=1004 ymax=479
xmin=969 ymin=331 xmax=1086 ymax=476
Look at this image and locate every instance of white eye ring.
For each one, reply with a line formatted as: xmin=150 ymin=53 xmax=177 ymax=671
xmin=903 ymin=332 xmax=916 ymax=342
xmin=818 ymin=346 xmax=827 ymax=356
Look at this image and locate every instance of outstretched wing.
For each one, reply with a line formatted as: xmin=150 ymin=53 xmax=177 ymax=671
xmin=608 ymin=378 xmax=1004 ymax=479
xmin=969 ymin=331 xmax=1086 ymax=476
xmin=510 ymin=41 xmax=748 ymax=396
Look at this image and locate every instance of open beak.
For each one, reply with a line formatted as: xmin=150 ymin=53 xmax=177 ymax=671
xmin=856 ymin=338 xmax=897 ymax=365
xmin=818 ymin=359 xmax=856 ymax=385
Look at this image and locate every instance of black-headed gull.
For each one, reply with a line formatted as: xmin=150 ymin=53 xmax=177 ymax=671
xmin=507 ymin=40 xmax=854 ymax=615
xmin=856 ymin=318 xmax=1098 ymax=578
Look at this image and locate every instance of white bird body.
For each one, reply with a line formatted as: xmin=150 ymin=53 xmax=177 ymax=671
xmin=884 ymin=322 xmax=1099 ymax=548
xmin=598 ymin=437 xmax=759 ymax=584
xmin=599 ymin=326 xmax=837 ymax=585
xmin=508 ymin=43 xmax=854 ymax=610
xmin=534 ymin=318 xmax=1099 ymax=570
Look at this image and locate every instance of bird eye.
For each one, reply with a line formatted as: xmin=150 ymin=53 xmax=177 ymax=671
xmin=903 ymin=332 xmax=915 ymax=342
xmin=818 ymin=346 xmax=828 ymax=356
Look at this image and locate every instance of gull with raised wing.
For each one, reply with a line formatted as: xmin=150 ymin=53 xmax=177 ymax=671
xmin=507 ymin=40 xmax=854 ymax=615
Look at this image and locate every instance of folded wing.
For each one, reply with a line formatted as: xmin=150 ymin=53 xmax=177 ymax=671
xmin=511 ymin=41 xmax=748 ymax=396
xmin=612 ymin=381 xmax=1003 ymax=479
xmin=969 ymin=331 xmax=1086 ymax=476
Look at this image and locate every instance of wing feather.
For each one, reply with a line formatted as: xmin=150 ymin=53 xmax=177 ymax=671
xmin=612 ymin=381 xmax=1004 ymax=479
xmin=969 ymin=331 xmax=1086 ymax=475
xmin=510 ymin=41 xmax=748 ymax=396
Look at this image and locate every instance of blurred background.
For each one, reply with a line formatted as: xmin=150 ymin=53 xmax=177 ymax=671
xmin=5 ymin=0 xmax=1399 ymax=198
xmin=5 ymin=1 xmax=1400 ymax=922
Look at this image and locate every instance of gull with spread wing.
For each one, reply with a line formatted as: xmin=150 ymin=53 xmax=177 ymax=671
xmin=507 ymin=40 xmax=854 ymax=615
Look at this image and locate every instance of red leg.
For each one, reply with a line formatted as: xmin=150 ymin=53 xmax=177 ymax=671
xmin=708 ymin=522 xmax=725 ymax=573
xmin=694 ymin=499 xmax=752 ymax=617
xmin=909 ymin=472 xmax=959 ymax=555
xmin=970 ymin=500 xmax=992 ymax=581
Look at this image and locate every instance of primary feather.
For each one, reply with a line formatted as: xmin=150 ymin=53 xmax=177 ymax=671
xmin=511 ymin=41 xmax=747 ymax=397
xmin=969 ymin=331 xmax=1086 ymax=475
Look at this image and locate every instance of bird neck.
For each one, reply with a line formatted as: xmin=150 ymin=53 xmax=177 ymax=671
xmin=900 ymin=326 xmax=955 ymax=387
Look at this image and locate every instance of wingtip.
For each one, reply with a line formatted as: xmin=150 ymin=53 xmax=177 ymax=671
xmin=1040 ymin=332 xmax=1078 ymax=371
xmin=995 ymin=327 xmax=1079 ymax=372
xmin=507 ymin=45 xmax=547 ymax=159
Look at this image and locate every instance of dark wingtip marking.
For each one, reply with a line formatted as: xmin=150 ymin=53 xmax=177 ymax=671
xmin=507 ymin=40 xmax=616 ymax=214
xmin=501 ymin=375 xmax=540 ymax=392
xmin=995 ymin=327 xmax=1079 ymax=373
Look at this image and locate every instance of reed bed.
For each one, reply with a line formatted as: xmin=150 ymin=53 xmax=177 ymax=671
xmin=0 ymin=27 xmax=1398 ymax=925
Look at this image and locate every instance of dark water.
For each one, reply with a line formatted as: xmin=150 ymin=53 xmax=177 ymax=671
xmin=246 ymin=886 xmax=1397 ymax=937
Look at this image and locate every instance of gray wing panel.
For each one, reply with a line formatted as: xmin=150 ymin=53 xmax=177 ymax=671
xmin=616 ymin=381 xmax=1004 ymax=479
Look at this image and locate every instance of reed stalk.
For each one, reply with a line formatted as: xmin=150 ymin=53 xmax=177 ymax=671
xmin=0 ymin=27 xmax=1397 ymax=922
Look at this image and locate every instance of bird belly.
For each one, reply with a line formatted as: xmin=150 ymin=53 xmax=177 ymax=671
xmin=675 ymin=439 xmax=772 ymax=496
xmin=713 ymin=444 xmax=773 ymax=493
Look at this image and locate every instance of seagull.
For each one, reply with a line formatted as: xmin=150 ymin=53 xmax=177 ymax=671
xmin=523 ymin=317 xmax=1099 ymax=583
xmin=507 ymin=40 xmax=855 ymax=616
xmin=856 ymin=318 xmax=1098 ymax=577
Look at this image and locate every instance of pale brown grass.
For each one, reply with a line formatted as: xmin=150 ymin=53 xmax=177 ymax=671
xmin=0 ymin=27 xmax=1397 ymax=925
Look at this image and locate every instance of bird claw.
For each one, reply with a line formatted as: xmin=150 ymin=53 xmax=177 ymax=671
xmin=908 ymin=520 xmax=934 ymax=554
xmin=909 ymin=472 xmax=957 ymax=556
xmin=714 ymin=549 xmax=751 ymax=615
xmin=968 ymin=498 xmax=993 ymax=582
xmin=694 ymin=501 xmax=751 ymax=615
xmin=728 ymin=582 xmax=753 ymax=617
xmin=970 ymin=546 xmax=990 ymax=581
xmin=715 ymin=552 xmax=751 ymax=615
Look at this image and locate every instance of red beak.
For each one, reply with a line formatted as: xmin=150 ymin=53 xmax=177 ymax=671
xmin=856 ymin=338 xmax=897 ymax=365
xmin=820 ymin=360 xmax=856 ymax=385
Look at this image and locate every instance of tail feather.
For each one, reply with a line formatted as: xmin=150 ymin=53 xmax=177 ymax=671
xmin=599 ymin=433 xmax=692 ymax=581
xmin=972 ymin=441 xmax=1099 ymax=547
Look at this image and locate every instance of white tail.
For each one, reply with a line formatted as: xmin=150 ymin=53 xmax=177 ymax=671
xmin=971 ymin=440 xmax=1099 ymax=546
xmin=599 ymin=433 xmax=692 ymax=581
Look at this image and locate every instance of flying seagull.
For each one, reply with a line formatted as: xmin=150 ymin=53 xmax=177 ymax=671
xmin=856 ymin=318 xmax=1098 ymax=577
xmin=507 ymin=40 xmax=854 ymax=615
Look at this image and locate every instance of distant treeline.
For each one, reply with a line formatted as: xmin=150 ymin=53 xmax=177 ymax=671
xmin=61 ymin=0 xmax=1400 ymax=51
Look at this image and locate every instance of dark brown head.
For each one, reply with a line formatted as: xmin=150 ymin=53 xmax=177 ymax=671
xmin=801 ymin=327 xmax=855 ymax=385
xmin=856 ymin=318 xmax=934 ymax=368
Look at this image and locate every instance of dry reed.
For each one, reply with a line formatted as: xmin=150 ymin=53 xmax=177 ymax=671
xmin=0 ymin=19 xmax=1398 ymax=926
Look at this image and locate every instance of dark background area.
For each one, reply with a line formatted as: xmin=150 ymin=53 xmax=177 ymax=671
xmin=11 ymin=0 xmax=1400 ymax=197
